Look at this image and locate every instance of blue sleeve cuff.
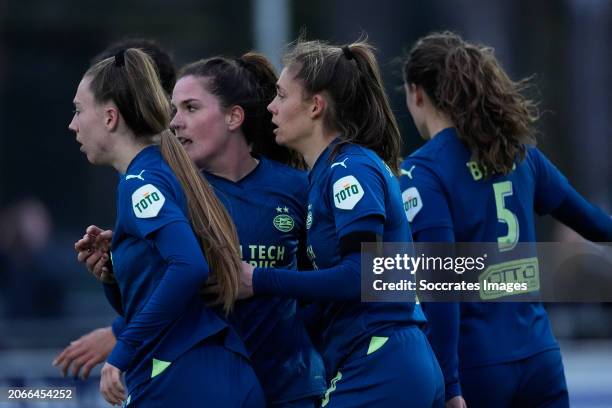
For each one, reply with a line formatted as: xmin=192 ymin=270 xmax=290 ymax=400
xmin=445 ymin=380 xmax=462 ymax=402
xmin=107 ymin=339 xmax=136 ymax=372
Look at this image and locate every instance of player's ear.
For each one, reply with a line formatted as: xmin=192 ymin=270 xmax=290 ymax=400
xmin=227 ymin=105 xmax=245 ymax=131
xmin=310 ymin=93 xmax=327 ymax=120
xmin=104 ymin=105 xmax=119 ymax=132
xmin=414 ymin=85 xmax=426 ymax=107
xmin=405 ymin=83 xmax=425 ymax=108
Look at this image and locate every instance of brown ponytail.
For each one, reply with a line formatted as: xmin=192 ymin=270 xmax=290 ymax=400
xmin=86 ymin=48 xmax=242 ymax=313
xmin=159 ymin=131 xmax=241 ymax=313
xmin=403 ymin=31 xmax=539 ymax=175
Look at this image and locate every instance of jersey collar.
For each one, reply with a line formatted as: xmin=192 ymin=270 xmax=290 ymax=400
xmin=202 ymin=155 xmax=265 ymax=188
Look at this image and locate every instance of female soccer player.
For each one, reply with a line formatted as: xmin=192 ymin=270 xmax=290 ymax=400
xmin=399 ymin=31 xmax=612 ymax=408
xmin=54 ymin=37 xmax=179 ymax=382
xmin=239 ymin=39 xmax=444 ymax=407
xmin=68 ymin=48 xmax=264 ymax=407
xmin=61 ymin=52 xmax=326 ymax=407
xmin=169 ymin=53 xmax=326 ymax=407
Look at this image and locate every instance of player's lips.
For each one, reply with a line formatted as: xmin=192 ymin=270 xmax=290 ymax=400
xmin=176 ymin=136 xmax=192 ymax=146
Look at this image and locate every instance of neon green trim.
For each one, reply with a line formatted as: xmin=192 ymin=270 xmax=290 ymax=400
xmin=151 ymin=358 xmax=171 ymax=378
xmin=367 ymin=336 xmax=389 ymax=355
xmin=321 ymin=371 xmax=342 ymax=407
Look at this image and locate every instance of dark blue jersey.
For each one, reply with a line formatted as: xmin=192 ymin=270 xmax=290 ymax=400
xmin=107 ymin=146 xmax=239 ymax=391
xmin=204 ymin=157 xmax=326 ymax=404
xmin=295 ymin=141 xmax=424 ymax=376
xmin=400 ymin=128 xmax=570 ymax=369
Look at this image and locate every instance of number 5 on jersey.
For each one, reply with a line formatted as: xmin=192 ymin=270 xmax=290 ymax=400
xmin=493 ymin=181 xmax=519 ymax=252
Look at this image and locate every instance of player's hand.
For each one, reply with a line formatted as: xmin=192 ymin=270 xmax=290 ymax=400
xmin=53 ymin=327 xmax=116 ymax=380
xmin=100 ymin=362 xmax=126 ymax=406
xmin=446 ymin=396 xmax=467 ymax=408
xmin=75 ymin=225 xmax=115 ymax=283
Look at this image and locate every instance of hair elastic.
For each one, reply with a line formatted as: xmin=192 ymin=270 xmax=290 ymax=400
xmin=341 ymin=45 xmax=354 ymax=60
xmin=114 ymin=50 xmax=125 ymax=67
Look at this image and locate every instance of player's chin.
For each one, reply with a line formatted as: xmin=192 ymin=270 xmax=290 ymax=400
xmin=274 ymin=130 xmax=289 ymax=147
xmin=85 ymin=154 xmax=98 ymax=165
xmin=80 ymin=147 xmax=92 ymax=162
xmin=85 ymin=151 xmax=103 ymax=166
xmin=182 ymin=143 xmax=199 ymax=162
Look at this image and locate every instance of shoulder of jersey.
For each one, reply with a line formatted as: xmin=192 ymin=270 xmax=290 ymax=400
xmin=130 ymin=183 xmax=167 ymax=219
xmin=123 ymin=166 xmax=172 ymax=186
xmin=397 ymin=159 xmax=426 ymax=222
xmin=409 ymin=147 xmax=431 ymax=162
xmin=518 ymin=145 xmax=541 ymax=176
xmin=123 ymin=167 xmax=174 ymax=219
xmin=329 ymin=148 xmax=375 ymax=211
xmin=401 ymin=137 xmax=458 ymax=180
xmin=410 ymin=131 xmax=459 ymax=161
xmin=328 ymin=146 xmax=374 ymax=172
xmin=400 ymin=150 xmax=427 ymax=174
xmin=524 ymin=144 xmax=539 ymax=162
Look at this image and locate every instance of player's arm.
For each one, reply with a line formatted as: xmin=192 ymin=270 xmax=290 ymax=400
xmin=252 ymin=218 xmax=380 ymax=301
xmin=531 ymin=147 xmax=612 ymax=241
xmin=53 ymin=325 xmax=116 ymax=379
xmin=111 ymin=315 xmax=127 ymax=336
xmin=253 ymin=160 xmax=387 ymax=300
xmin=107 ymin=220 xmax=209 ymax=372
xmin=550 ymin=186 xmax=612 ymax=241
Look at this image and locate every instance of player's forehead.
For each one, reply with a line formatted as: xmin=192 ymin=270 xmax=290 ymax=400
xmin=171 ymin=75 xmax=212 ymax=102
xmin=277 ymin=67 xmax=301 ymax=92
xmin=74 ymin=77 xmax=94 ymax=105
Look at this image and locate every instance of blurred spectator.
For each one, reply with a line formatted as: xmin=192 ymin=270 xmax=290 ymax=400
xmin=0 ymin=198 xmax=65 ymax=318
